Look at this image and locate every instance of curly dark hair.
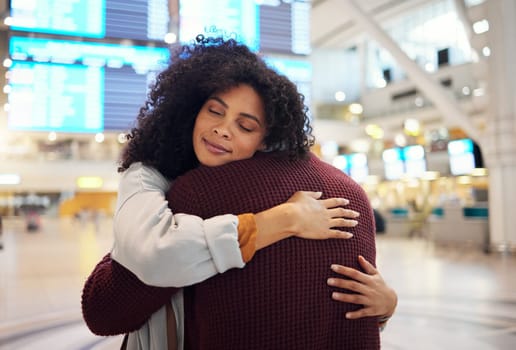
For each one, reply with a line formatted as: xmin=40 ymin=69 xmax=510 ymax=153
xmin=119 ymin=35 xmax=314 ymax=179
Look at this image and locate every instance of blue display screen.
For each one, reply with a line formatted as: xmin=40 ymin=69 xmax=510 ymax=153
xmin=9 ymin=0 xmax=169 ymax=41
xmin=179 ymin=0 xmax=259 ymax=51
xmin=447 ymin=139 xmax=475 ymax=175
xmin=8 ymin=61 xmax=104 ymax=133
xmin=382 ymin=146 xmax=427 ymax=179
xmin=332 ymin=153 xmax=368 ymax=183
xmin=348 ymin=153 xmax=369 ymax=183
xmin=265 ymin=57 xmax=312 ymax=109
xmin=402 ymin=145 xmax=426 ymax=178
xmin=178 ymin=0 xmax=310 ymax=55
xmin=8 ymin=0 xmax=309 ymax=54
xmin=7 ymin=37 xmax=170 ymax=133
xmin=382 ymin=148 xmax=405 ymax=180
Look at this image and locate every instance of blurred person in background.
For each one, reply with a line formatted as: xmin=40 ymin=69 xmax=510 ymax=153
xmin=373 ymin=209 xmax=386 ymax=234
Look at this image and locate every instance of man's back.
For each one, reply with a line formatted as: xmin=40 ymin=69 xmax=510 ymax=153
xmin=168 ymin=152 xmax=380 ymax=349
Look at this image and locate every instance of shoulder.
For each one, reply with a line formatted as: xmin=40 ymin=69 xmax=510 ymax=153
xmin=120 ymin=162 xmax=170 ymax=193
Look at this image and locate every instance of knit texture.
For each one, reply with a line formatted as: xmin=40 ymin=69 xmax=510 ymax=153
xmin=82 ymin=254 xmax=177 ymax=335
xmin=81 ymin=151 xmax=380 ymax=348
xmin=169 ymin=152 xmax=379 ymax=350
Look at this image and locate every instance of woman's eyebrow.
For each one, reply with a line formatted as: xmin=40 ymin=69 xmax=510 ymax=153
xmin=208 ymin=96 xmax=263 ymax=126
xmin=209 ymin=96 xmax=228 ymax=108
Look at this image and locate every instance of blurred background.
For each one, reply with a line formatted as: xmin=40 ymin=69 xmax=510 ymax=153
xmin=0 ymin=0 xmax=515 ymax=349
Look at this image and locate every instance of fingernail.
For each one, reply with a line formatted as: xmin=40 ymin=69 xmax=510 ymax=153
xmin=327 ymin=278 xmax=335 ymax=286
xmin=342 ymin=232 xmax=353 ymax=238
xmin=330 ymin=264 xmax=339 ymax=271
xmin=342 ymin=198 xmax=350 ymax=205
xmin=352 ymin=211 xmax=360 ymax=218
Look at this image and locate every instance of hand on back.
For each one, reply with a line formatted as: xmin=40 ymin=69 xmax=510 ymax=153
xmin=286 ymin=191 xmax=359 ymax=240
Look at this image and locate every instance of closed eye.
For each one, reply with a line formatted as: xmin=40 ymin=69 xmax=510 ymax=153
xmin=208 ymin=108 xmax=223 ymax=116
xmin=239 ymin=124 xmax=253 ymax=132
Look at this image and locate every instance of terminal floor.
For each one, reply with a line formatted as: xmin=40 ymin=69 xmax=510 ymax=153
xmin=0 ymin=217 xmax=515 ymax=349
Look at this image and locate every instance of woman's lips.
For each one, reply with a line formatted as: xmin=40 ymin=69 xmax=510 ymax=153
xmin=203 ymin=139 xmax=230 ymax=154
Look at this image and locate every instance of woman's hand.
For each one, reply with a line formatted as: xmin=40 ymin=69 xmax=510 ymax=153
xmin=287 ymin=191 xmax=359 ymax=239
xmin=254 ymin=191 xmax=358 ymax=250
xmin=327 ymin=255 xmax=397 ymax=320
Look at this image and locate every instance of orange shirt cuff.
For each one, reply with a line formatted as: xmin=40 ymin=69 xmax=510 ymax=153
xmin=237 ymin=213 xmax=257 ymax=263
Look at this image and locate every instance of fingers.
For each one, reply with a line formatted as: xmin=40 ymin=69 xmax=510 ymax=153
xmin=331 ymin=291 xmax=367 ymax=305
xmin=330 ymin=291 xmax=375 ymax=319
xmin=326 ymin=229 xmax=353 ymax=239
xmin=298 ymin=191 xmax=323 ymax=199
xmin=357 ymin=255 xmax=378 ymax=275
xmin=327 ymin=208 xmax=360 ymax=221
xmin=329 ymin=217 xmax=359 ymax=228
xmin=319 ymin=197 xmax=351 ymax=209
xmin=340 ymin=208 xmax=360 ymax=218
xmin=327 ymin=276 xmax=368 ymax=294
xmin=330 ymin=264 xmax=369 ymax=284
xmin=345 ymin=308 xmax=374 ymax=320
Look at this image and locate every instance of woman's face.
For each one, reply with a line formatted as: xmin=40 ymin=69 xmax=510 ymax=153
xmin=193 ymin=84 xmax=267 ymax=167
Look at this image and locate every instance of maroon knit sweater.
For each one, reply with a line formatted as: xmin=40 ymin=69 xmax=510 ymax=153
xmin=81 ymin=152 xmax=379 ymax=349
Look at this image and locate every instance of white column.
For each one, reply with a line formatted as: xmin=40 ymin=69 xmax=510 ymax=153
xmin=358 ymin=40 xmax=368 ymax=95
xmin=483 ymin=0 xmax=516 ymax=252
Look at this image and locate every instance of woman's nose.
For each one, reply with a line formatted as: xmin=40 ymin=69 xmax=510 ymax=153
xmin=213 ymin=125 xmax=230 ymax=139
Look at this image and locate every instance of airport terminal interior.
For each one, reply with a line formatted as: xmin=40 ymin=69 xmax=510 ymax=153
xmin=1 ymin=0 xmax=516 ymax=349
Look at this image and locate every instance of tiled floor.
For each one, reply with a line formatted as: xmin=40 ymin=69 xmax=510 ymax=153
xmin=0 ymin=216 xmax=515 ymax=349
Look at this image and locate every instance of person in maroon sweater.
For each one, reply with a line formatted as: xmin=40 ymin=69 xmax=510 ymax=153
xmin=172 ymin=151 xmax=384 ymax=349
xmin=83 ymin=151 xmax=396 ymax=349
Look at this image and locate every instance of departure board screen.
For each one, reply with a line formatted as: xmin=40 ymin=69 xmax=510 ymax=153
xmin=8 ymin=61 xmax=105 ymax=133
xmin=179 ymin=0 xmax=259 ymax=50
xmin=7 ymin=36 xmax=170 ymax=133
xmin=9 ymin=0 xmax=310 ymax=53
xmin=178 ymin=0 xmax=310 ymax=55
xmin=9 ymin=0 xmax=169 ymax=41
xmin=265 ymin=57 xmax=312 ymax=109
xmin=259 ymin=1 xmax=310 ymax=55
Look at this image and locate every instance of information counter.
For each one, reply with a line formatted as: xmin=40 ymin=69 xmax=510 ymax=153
xmin=427 ymin=204 xmax=489 ymax=251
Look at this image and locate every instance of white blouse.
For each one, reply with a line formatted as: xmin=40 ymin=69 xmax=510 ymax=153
xmin=111 ymin=162 xmax=245 ymax=287
xmin=110 ymin=162 xmax=246 ymax=349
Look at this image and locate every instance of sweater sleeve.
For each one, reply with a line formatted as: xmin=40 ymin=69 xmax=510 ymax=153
xmin=81 ymin=212 xmax=256 ymax=337
xmin=110 ymin=162 xmax=246 ymax=287
xmin=81 ymin=253 xmax=177 ymax=336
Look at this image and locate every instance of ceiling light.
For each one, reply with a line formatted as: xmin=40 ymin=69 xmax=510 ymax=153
xmin=473 ymin=19 xmax=489 ymax=34
xmin=334 ymin=91 xmax=346 ymax=102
